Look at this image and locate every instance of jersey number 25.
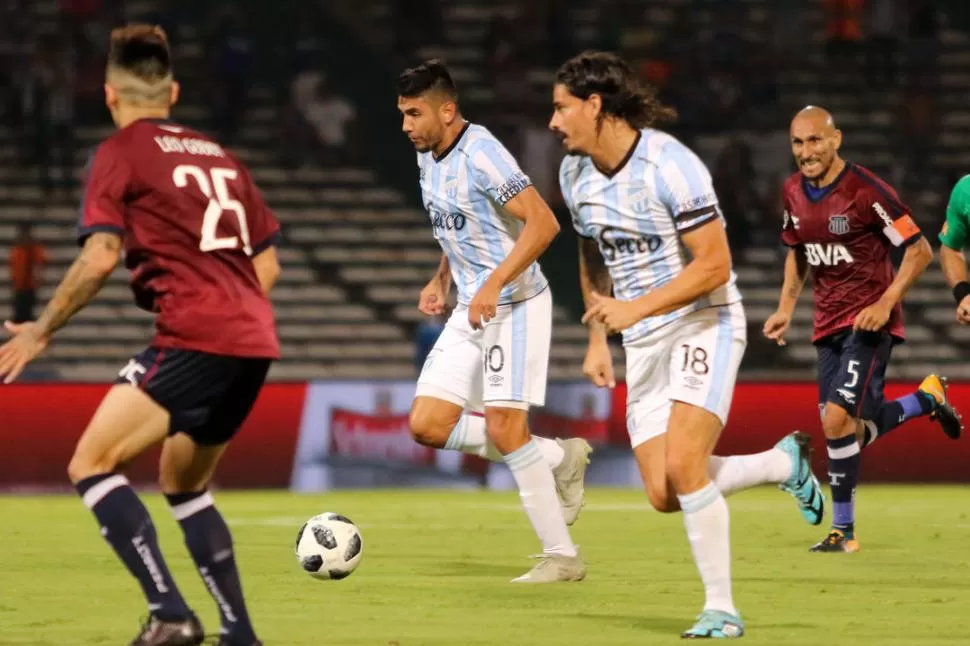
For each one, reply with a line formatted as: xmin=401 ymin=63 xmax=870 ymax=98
xmin=173 ymin=164 xmax=253 ymax=255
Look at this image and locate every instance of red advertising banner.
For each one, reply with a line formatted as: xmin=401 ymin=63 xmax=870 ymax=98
xmin=0 ymin=383 xmax=307 ymax=489
xmin=610 ymin=382 xmax=970 ymax=482
xmin=1 ymin=382 xmax=968 ymax=489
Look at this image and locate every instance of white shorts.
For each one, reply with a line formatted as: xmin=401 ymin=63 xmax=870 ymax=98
xmin=625 ymin=302 xmax=747 ymax=448
xmin=415 ymin=287 xmax=551 ymax=411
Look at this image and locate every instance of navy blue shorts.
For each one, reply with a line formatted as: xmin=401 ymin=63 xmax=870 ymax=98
xmin=117 ymin=347 xmax=271 ymax=445
xmin=816 ymin=330 xmax=893 ymax=420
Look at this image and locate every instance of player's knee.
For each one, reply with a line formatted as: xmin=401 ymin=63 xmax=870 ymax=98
xmin=483 ymin=406 xmax=529 ymax=454
xmin=67 ymin=448 xmax=121 ymax=484
xmin=822 ymin=405 xmax=856 ymax=439
xmin=645 ymin=482 xmax=679 ymax=513
xmin=665 ymin=451 xmax=708 ymax=495
xmin=407 ymin=403 xmax=451 ymax=448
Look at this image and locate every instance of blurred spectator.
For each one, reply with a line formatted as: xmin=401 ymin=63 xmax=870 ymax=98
xmin=18 ymin=39 xmax=56 ymax=192
xmin=824 ymin=0 xmax=864 ymax=70
xmin=49 ymin=63 xmax=76 ymax=193
xmin=390 ymin=0 xmax=442 ymax=59
xmin=520 ymin=100 xmax=560 ymax=206
xmin=866 ymin=0 xmax=899 ymax=88
xmin=907 ymin=0 xmax=939 ymax=80
xmin=414 ymin=315 xmax=445 ymax=374
xmin=712 ymin=140 xmax=765 ymax=260
xmin=291 ymin=73 xmax=357 ymax=166
xmin=893 ymin=85 xmax=938 ymax=190
xmin=209 ymin=7 xmax=252 ymax=146
xmin=9 ymin=223 xmax=47 ymax=323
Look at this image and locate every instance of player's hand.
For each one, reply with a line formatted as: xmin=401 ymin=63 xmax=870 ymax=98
xmin=762 ymin=310 xmax=792 ymax=346
xmin=418 ymin=276 xmax=447 ymax=316
xmin=957 ymin=295 xmax=970 ymax=325
xmin=0 ymin=321 xmax=48 ymax=384
xmin=581 ymin=291 xmax=641 ymax=334
xmin=853 ymin=298 xmax=893 ymax=332
xmin=468 ymin=278 xmax=501 ymax=330
xmin=583 ymin=340 xmax=616 ymax=388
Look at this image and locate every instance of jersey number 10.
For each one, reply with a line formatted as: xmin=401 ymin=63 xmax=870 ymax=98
xmin=173 ymin=164 xmax=253 ymax=255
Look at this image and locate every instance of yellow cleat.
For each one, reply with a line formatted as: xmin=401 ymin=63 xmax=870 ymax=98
xmin=919 ymin=374 xmax=963 ymax=440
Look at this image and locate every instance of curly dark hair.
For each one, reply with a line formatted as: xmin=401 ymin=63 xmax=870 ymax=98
xmin=555 ymin=51 xmax=676 ymax=129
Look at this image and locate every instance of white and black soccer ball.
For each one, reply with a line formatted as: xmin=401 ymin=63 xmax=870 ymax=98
xmin=295 ymin=513 xmax=363 ymax=580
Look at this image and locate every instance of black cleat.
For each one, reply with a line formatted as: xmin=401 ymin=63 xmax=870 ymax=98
xmin=214 ymin=640 xmax=262 ymax=646
xmin=130 ymin=614 xmax=204 ymax=646
xmin=809 ymin=529 xmax=860 ymax=553
xmin=920 ymin=375 xmax=963 ymax=440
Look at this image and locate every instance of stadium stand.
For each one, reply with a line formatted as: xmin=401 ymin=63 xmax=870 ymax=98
xmin=2 ymin=0 xmax=968 ymax=382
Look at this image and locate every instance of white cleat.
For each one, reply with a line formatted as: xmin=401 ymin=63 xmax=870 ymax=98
xmin=552 ymin=438 xmax=593 ymax=525
xmin=510 ymin=553 xmax=587 ymax=584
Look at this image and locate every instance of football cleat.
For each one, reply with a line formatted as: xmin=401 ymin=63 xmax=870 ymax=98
xmin=681 ymin=609 xmax=745 ymax=639
xmin=130 ymin=614 xmax=204 ymax=646
xmin=552 ymin=438 xmax=593 ymax=525
xmin=214 ymin=639 xmax=262 ymax=646
xmin=775 ymin=431 xmax=825 ymax=525
xmin=920 ymin=374 xmax=963 ymax=440
xmin=809 ymin=529 xmax=860 ymax=553
xmin=510 ymin=553 xmax=586 ymax=583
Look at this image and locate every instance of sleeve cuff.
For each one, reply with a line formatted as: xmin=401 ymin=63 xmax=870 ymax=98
xmin=252 ymin=230 xmax=282 ymax=255
xmin=77 ymin=224 xmax=124 ymax=246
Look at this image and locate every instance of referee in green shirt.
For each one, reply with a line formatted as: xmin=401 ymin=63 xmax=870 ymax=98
xmin=939 ymin=175 xmax=970 ymax=323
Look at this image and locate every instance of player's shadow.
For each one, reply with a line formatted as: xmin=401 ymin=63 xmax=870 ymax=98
xmin=568 ymin=612 xmax=688 ymax=635
xmin=435 ymin=560 xmax=529 ymax=577
xmin=572 ymin=613 xmax=820 ymax=634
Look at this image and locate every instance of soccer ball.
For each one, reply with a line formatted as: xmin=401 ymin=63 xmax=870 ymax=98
xmin=294 ymin=512 xmax=363 ymax=580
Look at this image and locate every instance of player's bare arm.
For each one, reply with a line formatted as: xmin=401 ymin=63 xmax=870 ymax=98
xmin=854 ymin=235 xmax=932 ymax=332
xmin=939 ymin=244 xmax=970 ymax=323
xmin=419 ymin=253 xmax=451 ymax=316
xmin=467 ymin=186 xmax=560 ymax=329
xmin=764 ymin=246 xmax=810 ymax=346
xmin=579 ymin=237 xmax=615 ymax=388
xmin=252 ymin=246 xmax=281 ymax=295
xmin=583 ymin=218 xmax=730 ymax=334
xmin=0 ymin=232 xmax=121 ymax=383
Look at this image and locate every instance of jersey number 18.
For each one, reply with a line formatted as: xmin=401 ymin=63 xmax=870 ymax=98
xmin=173 ymin=164 xmax=253 ymax=255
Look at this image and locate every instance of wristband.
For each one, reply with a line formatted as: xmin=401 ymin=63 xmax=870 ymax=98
xmin=954 ymin=281 xmax=970 ymax=304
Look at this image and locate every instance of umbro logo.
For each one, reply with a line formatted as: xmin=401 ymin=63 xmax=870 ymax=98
xmin=836 ymin=388 xmax=856 ymax=404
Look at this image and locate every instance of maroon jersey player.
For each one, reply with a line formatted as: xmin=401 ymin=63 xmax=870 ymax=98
xmin=763 ymin=106 xmax=962 ymax=554
xmin=0 ymin=25 xmax=273 ymax=646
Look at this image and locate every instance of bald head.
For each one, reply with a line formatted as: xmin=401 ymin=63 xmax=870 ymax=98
xmin=790 ymin=106 xmax=843 ymax=184
xmin=792 ymin=106 xmax=837 ymax=132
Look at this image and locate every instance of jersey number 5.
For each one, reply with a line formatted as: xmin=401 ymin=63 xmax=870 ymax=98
xmin=173 ymin=165 xmax=252 ymax=255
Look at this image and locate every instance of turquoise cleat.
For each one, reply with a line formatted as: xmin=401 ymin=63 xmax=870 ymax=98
xmin=681 ymin=609 xmax=745 ymax=639
xmin=776 ymin=431 xmax=825 ymax=526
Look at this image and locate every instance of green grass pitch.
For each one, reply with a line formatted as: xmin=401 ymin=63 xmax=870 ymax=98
xmin=1 ymin=486 xmax=968 ymax=645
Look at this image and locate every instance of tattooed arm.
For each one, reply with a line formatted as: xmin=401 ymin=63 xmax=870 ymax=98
xmin=0 ymin=232 xmax=121 ymax=383
xmin=35 ymin=232 xmax=122 ymax=338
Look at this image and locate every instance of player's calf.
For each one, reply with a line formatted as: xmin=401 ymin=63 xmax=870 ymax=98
xmin=161 ymin=434 xmax=259 ymax=646
xmin=70 ymin=386 xmax=194 ymax=626
xmin=633 ymin=437 xmax=680 ymax=513
xmin=486 ymin=405 xmax=581 ymax=579
xmin=820 ymin=403 xmax=862 ymax=542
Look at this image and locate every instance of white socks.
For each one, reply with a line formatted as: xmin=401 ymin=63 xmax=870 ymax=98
xmin=708 ymin=448 xmax=792 ymax=497
xmin=504 ymin=439 xmax=577 ymax=557
xmin=678 ymin=482 xmax=736 ymax=615
xmin=445 ymin=415 xmax=565 ymax=469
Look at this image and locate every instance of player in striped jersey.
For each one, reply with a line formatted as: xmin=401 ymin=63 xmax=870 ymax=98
xmin=397 ymin=60 xmax=589 ymax=583
xmin=551 ymin=51 xmax=825 ymax=639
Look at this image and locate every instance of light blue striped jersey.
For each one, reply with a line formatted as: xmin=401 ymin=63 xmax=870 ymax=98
xmin=417 ymin=123 xmax=548 ymax=305
xmin=561 ymin=128 xmax=742 ymax=345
